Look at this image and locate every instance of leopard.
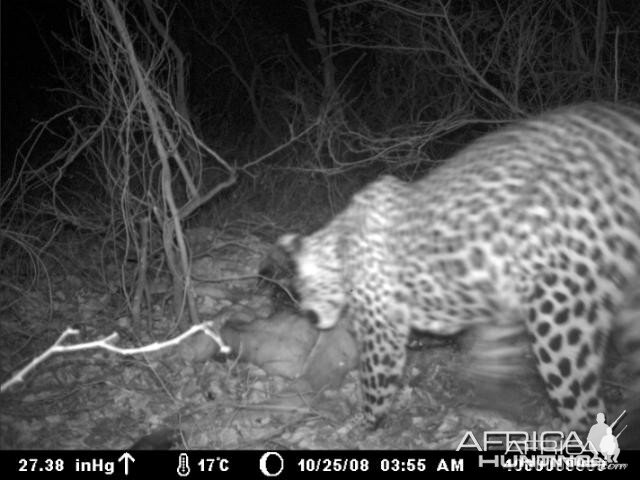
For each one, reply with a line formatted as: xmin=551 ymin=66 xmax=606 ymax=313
xmin=275 ymin=102 xmax=640 ymax=439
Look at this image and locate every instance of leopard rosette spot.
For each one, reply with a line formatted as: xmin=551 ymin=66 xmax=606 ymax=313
xmin=276 ymin=103 xmax=640 ymax=434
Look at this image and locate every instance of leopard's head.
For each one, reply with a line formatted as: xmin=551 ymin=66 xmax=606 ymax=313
xmin=277 ymin=233 xmax=346 ymax=329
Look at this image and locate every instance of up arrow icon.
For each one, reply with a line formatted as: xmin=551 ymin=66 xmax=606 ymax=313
xmin=118 ymin=452 xmax=136 ymax=476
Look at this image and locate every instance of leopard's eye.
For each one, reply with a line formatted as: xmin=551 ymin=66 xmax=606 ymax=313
xmin=302 ymin=309 xmax=320 ymax=325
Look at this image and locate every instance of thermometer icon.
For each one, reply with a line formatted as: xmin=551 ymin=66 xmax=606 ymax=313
xmin=177 ymin=453 xmax=191 ymax=477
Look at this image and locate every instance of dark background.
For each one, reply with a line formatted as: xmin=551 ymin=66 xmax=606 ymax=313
xmin=1 ymin=0 xmax=640 ymax=450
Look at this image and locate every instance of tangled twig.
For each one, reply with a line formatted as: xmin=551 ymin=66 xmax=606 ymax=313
xmin=1 ymin=322 xmax=230 ymax=393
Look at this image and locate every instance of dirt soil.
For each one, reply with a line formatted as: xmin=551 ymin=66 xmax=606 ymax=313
xmin=0 ymin=228 xmax=629 ymax=450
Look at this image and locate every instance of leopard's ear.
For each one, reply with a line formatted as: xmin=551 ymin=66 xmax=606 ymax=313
xmin=258 ymin=235 xmax=300 ymax=293
xmin=276 ymin=233 xmax=303 ymax=255
xmin=259 ymin=233 xmax=301 ymax=287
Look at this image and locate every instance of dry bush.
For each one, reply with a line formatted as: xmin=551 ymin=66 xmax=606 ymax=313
xmin=173 ymin=0 xmax=640 ymax=232
xmin=3 ymin=0 xmax=638 ymax=322
xmin=332 ymin=0 xmax=638 ymax=122
xmin=1 ymin=0 xmax=236 ymax=328
xmin=267 ymin=0 xmax=639 ymax=182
